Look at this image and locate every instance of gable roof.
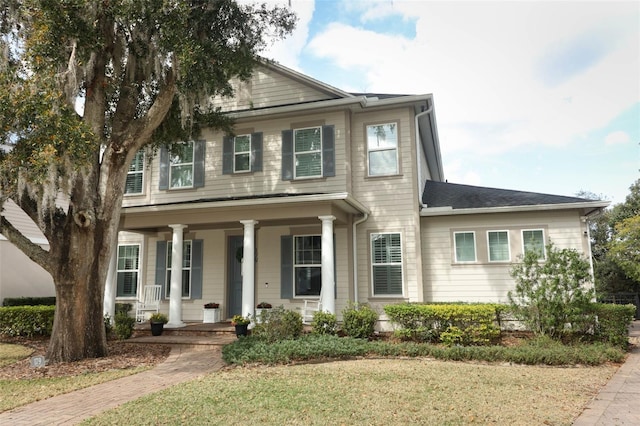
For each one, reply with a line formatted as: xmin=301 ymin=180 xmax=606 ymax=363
xmin=421 ymin=180 xmax=609 ymax=217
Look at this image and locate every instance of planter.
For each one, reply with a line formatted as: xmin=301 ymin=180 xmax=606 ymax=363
xmin=150 ymin=321 xmax=164 ymax=336
xmin=234 ymin=323 xmax=249 ymax=338
xmin=255 ymin=308 xmax=271 ymax=323
xmin=203 ymin=308 xmax=220 ymax=323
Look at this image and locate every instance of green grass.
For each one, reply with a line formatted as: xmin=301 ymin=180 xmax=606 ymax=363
xmin=83 ymin=358 xmax=617 ymax=425
xmin=0 ymin=343 xmax=33 ymax=367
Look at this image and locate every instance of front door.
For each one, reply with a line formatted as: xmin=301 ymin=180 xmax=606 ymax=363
xmin=227 ymin=236 xmax=243 ymax=318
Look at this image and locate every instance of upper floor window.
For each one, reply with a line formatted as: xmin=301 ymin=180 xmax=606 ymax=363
xmin=125 ymin=151 xmax=144 ymax=195
xmin=488 ymin=230 xmax=510 ymax=262
xmin=222 ymin=133 xmax=263 ymax=174
xmin=158 ymin=141 xmax=205 ymax=190
xmin=116 ymin=244 xmax=139 ymax=297
xmin=293 ymin=235 xmax=322 ymax=297
xmin=367 ymin=123 xmax=398 ymax=176
xmin=522 ymin=229 xmax=546 ymax=260
xmin=282 ymin=125 xmax=335 ymax=181
xmin=371 ymin=233 xmax=403 ymax=296
xmin=454 ymin=231 xmax=476 ymax=262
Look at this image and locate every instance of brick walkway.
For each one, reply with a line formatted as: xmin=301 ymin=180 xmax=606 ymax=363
xmin=0 ymin=345 xmax=227 ymax=425
xmin=573 ymin=321 xmax=640 ymax=425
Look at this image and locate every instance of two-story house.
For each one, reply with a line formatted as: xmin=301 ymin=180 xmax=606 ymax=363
xmin=105 ymin=62 xmax=608 ymax=328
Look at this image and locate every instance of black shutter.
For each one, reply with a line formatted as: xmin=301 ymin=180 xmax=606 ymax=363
xmin=281 ymin=129 xmax=293 ymax=180
xmin=222 ymin=136 xmax=233 ymax=174
xmin=159 ymin=147 xmax=169 ymax=190
xmin=155 ymin=241 xmax=167 ymax=297
xmin=280 ymin=235 xmax=293 ymax=299
xmin=190 ymin=239 xmax=203 ymax=299
xmin=193 ymin=140 xmax=205 ymax=188
xmin=322 ymin=125 xmax=335 ymax=177
xmin=251 ymin=132 xmax=263 ymax=172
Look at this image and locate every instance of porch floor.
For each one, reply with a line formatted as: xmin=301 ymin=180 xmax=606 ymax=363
xmin=128 ymin=321 xmax=238 ymax=348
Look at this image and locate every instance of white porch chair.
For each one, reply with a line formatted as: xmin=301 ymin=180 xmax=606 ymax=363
xmin=301 ymin=289 xmax=323 ymax=325
xmin=135 ymin=285 xmax=162 ymax=322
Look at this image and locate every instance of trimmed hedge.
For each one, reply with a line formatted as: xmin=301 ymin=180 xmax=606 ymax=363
xmin=591 ymin=303 xmax=636 ymax=348
xmin=384 ymin=303 xmax=501 ymax=346
xmin=0 ymin=305 xmax=55 ymax=336
xmin=2 ymin=297 xmax=56 ymax=307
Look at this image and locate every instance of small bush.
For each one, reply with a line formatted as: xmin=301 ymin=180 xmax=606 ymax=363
xmin=114 ymin=312 xmax=135 ymax=340
xmin=592 ymin=303 xmax=636 ymax=347
xmin=2 ymin=297 xmax=56 ymax=307
xmin=115 ymin=303 xmax=132 ymax=315
xmin=342 ymin=302 xmax=378 ymax=339
xmin=311 ymin=311 xmax=338 ymax=335
xmin=104 ymin=314 xmax=113 ymax=338
xmin=251 ymin=306 xmax=303 ymax=342
xmin=0 ymin=305 xmax=55 ymax=336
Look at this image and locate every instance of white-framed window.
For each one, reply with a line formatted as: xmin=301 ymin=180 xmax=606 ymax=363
xmin=233 ymin=134 xmax=251 ymax=172
xmin=367 ymin=123 xmax=398 ymax=176
xmin=294 ymin=127 xmax=322 ymax=179
xmin=125 ymin=151 xmax=144 ymax=194
xmin=487 ymin=230 xmax=510 ymax=262
xmin=454 ymin=231 xmax=476 ymax=262
xmin=169 ymin=142 xmax=194 ymax=188
xmin=165 ymin=240 xmax=192 ymax=298
xmin=371 ymin=233 xmax=403 ymax=296
xmin=522 ymin=229 xmax=546 ymax=260
xmin=293 ymin=235 xmax=322 ymax=297
xmin=116 ymin=244 xmax=140 ymax=297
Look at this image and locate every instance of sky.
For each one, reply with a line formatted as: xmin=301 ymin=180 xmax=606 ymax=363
xmin=261 ymin=0 xmax=640 ymax=206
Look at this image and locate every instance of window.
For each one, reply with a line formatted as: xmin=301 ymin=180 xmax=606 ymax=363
xmin=125 ymin=151 xmax=144 ymax=194
xmin=294 ymin=127 xmax=322 ymax=178
xmin=116 ymin=245 xmax=139 ymax=297
xmin=166 ymin=241 xmax=192 ymax=298
xmin=169 ymin=142 xmax=194 ymax=188
xmin=522 ymin=229 xmax=545 ymax=259
xmin=488 ymin=231 xmax=510 ymax=262
xmin=367 ymin=123 xmax=398 ymax=176
xmin=223 ymin=133 xmax=262 ymax=174
xmin=233 ymin=135 xmax=251 ymax=172
xmin=294 ymin=235 xmax=322 ymax=297
xmin=371 ymin=233 xmax=403 ymax=296
xmin=454 ymin=232 xmax=476 ymax=262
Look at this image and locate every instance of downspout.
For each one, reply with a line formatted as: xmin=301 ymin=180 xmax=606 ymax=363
xmin=352 ymin=213 xmax=369 ymax=304
xmin=415 ymin=101 xmax=434 ymax=210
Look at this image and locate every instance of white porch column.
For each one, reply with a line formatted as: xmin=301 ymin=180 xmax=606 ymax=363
xmin=103 ymin=241 xmax=118 ymax=323
xmin=240 ymin=220 xmax=258 ymax=320
xmin=319 ymin=215 xmax=336 ymax=315
xmin=166 ymin=224 xmax=186 ymax=328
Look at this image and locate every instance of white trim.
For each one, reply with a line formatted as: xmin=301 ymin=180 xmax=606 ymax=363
xmin=116 ymin=243 xmax=141 ymax=298
xmin=293 ymin=126 xmax=323 ymax=180
xmin=366 ymin=122 xmax=399 ymax=177
xmin=124 ymin=151 xmax=145 ymax=195
xmin=370 ymin=232 xmax=404 ymax=297
xmin=233 ymin=134 xmax=252 ymax=173
xmin=421 ymin=201 xmax=609 ymax=217
xmin=168 ymin=142 xmax=195 ymax=189
xmin=521 ymin=229 xmax=546 ymax=260
xmin=292 ymin=234 xmax=322 ymax=298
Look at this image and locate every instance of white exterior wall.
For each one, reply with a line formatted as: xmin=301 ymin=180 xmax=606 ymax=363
xmin=421 ymin=209 xmax=591 ymax=303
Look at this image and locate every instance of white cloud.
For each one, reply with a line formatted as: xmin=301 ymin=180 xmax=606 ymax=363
xmin=605 ymin=131 xmax=631 ymax=146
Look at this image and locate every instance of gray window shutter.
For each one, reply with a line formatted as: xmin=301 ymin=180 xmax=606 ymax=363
xmin=222 ymin=136 xmax=233 ymax=175
xmin=280 ymin=235 xmax=293 ymax=299
xmin=251 ymin=132 xmax=263 ymax=172
xmin=155 ymin=241 xmax=167 ymax=297
xmin=281 ymin=129 xmax=293 ymax=180
xmin=190 ymin=239 xmax=203 ymax=299
xmin=159 ymin=147 xmax=169 ymax=190
xmin=322 ymin=125 xmax=335 ymax=177
xmin=193 ymin=140 xmax=205 ymax=188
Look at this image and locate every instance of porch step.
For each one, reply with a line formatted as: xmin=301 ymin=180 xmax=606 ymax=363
xmin=127 ymin=321 xmax=239 ymax=348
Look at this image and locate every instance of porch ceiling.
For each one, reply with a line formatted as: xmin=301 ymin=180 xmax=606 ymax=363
xmin=119 ymin=192 xmax=369 ymax=232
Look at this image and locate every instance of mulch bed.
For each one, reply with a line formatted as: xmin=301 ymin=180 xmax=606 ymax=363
xmin=0 ymin=336 xmax=171 ymax=380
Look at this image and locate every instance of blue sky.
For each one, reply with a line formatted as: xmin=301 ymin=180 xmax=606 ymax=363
xmin=263 ymin=0 xmax=640 ymax=205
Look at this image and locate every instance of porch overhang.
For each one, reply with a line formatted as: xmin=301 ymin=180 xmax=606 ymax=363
xmin=420 ymin=201 xmax=610 ymax=218
xmin=119 ymin=192 xmax=370 ymax=231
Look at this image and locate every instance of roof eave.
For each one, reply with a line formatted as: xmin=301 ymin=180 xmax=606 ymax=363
xmin=420 ymin=201 xmax=610 ymax=217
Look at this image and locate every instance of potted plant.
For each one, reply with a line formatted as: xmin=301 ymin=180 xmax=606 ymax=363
xmin=255 ymin=302 xmax=272 ymax=323
xmin=149 ymin=313 xmax=168 ymax=336
xmin=231 ymin=314 xmax=251 ymax=337
xmin=203 ymin=302 xmax=221 ymax=323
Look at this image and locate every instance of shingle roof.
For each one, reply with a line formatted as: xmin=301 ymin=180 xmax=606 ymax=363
xmin=422 ymin=180 xmax=597 ymax=209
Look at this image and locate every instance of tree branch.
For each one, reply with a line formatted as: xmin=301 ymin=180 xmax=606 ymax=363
xmin=0 ymin=214 xmax=52 ymax=274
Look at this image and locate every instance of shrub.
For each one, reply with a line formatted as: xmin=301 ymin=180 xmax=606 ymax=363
xmin=591 ymin=303 xmax=636 ymax=347
xmin=311 ymin=311 xmax=338 ymax=335
xmin=251 ymin=306 xmax=303 ymax=342
xmin=114 ymin=312 xmax=135 ymax=340
xmin=508 ymin=242 xmax=595 ymax=339
xmin=342 ymin=302 xmax=378 ymax=339
xmin=115 ymin=303 xmax=132 ymax=315
xmin=384 ymin=303 xmax=501 ymax=345
xmin=2 ymin=297 xmax=56 ymax=307
xmin=104 ymin=314 xmax=113 ymax=337
xmin=0 ymin=305 xmax=55 ymax=336
xmin=149 ymin=313 xmax=168 ymax=324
